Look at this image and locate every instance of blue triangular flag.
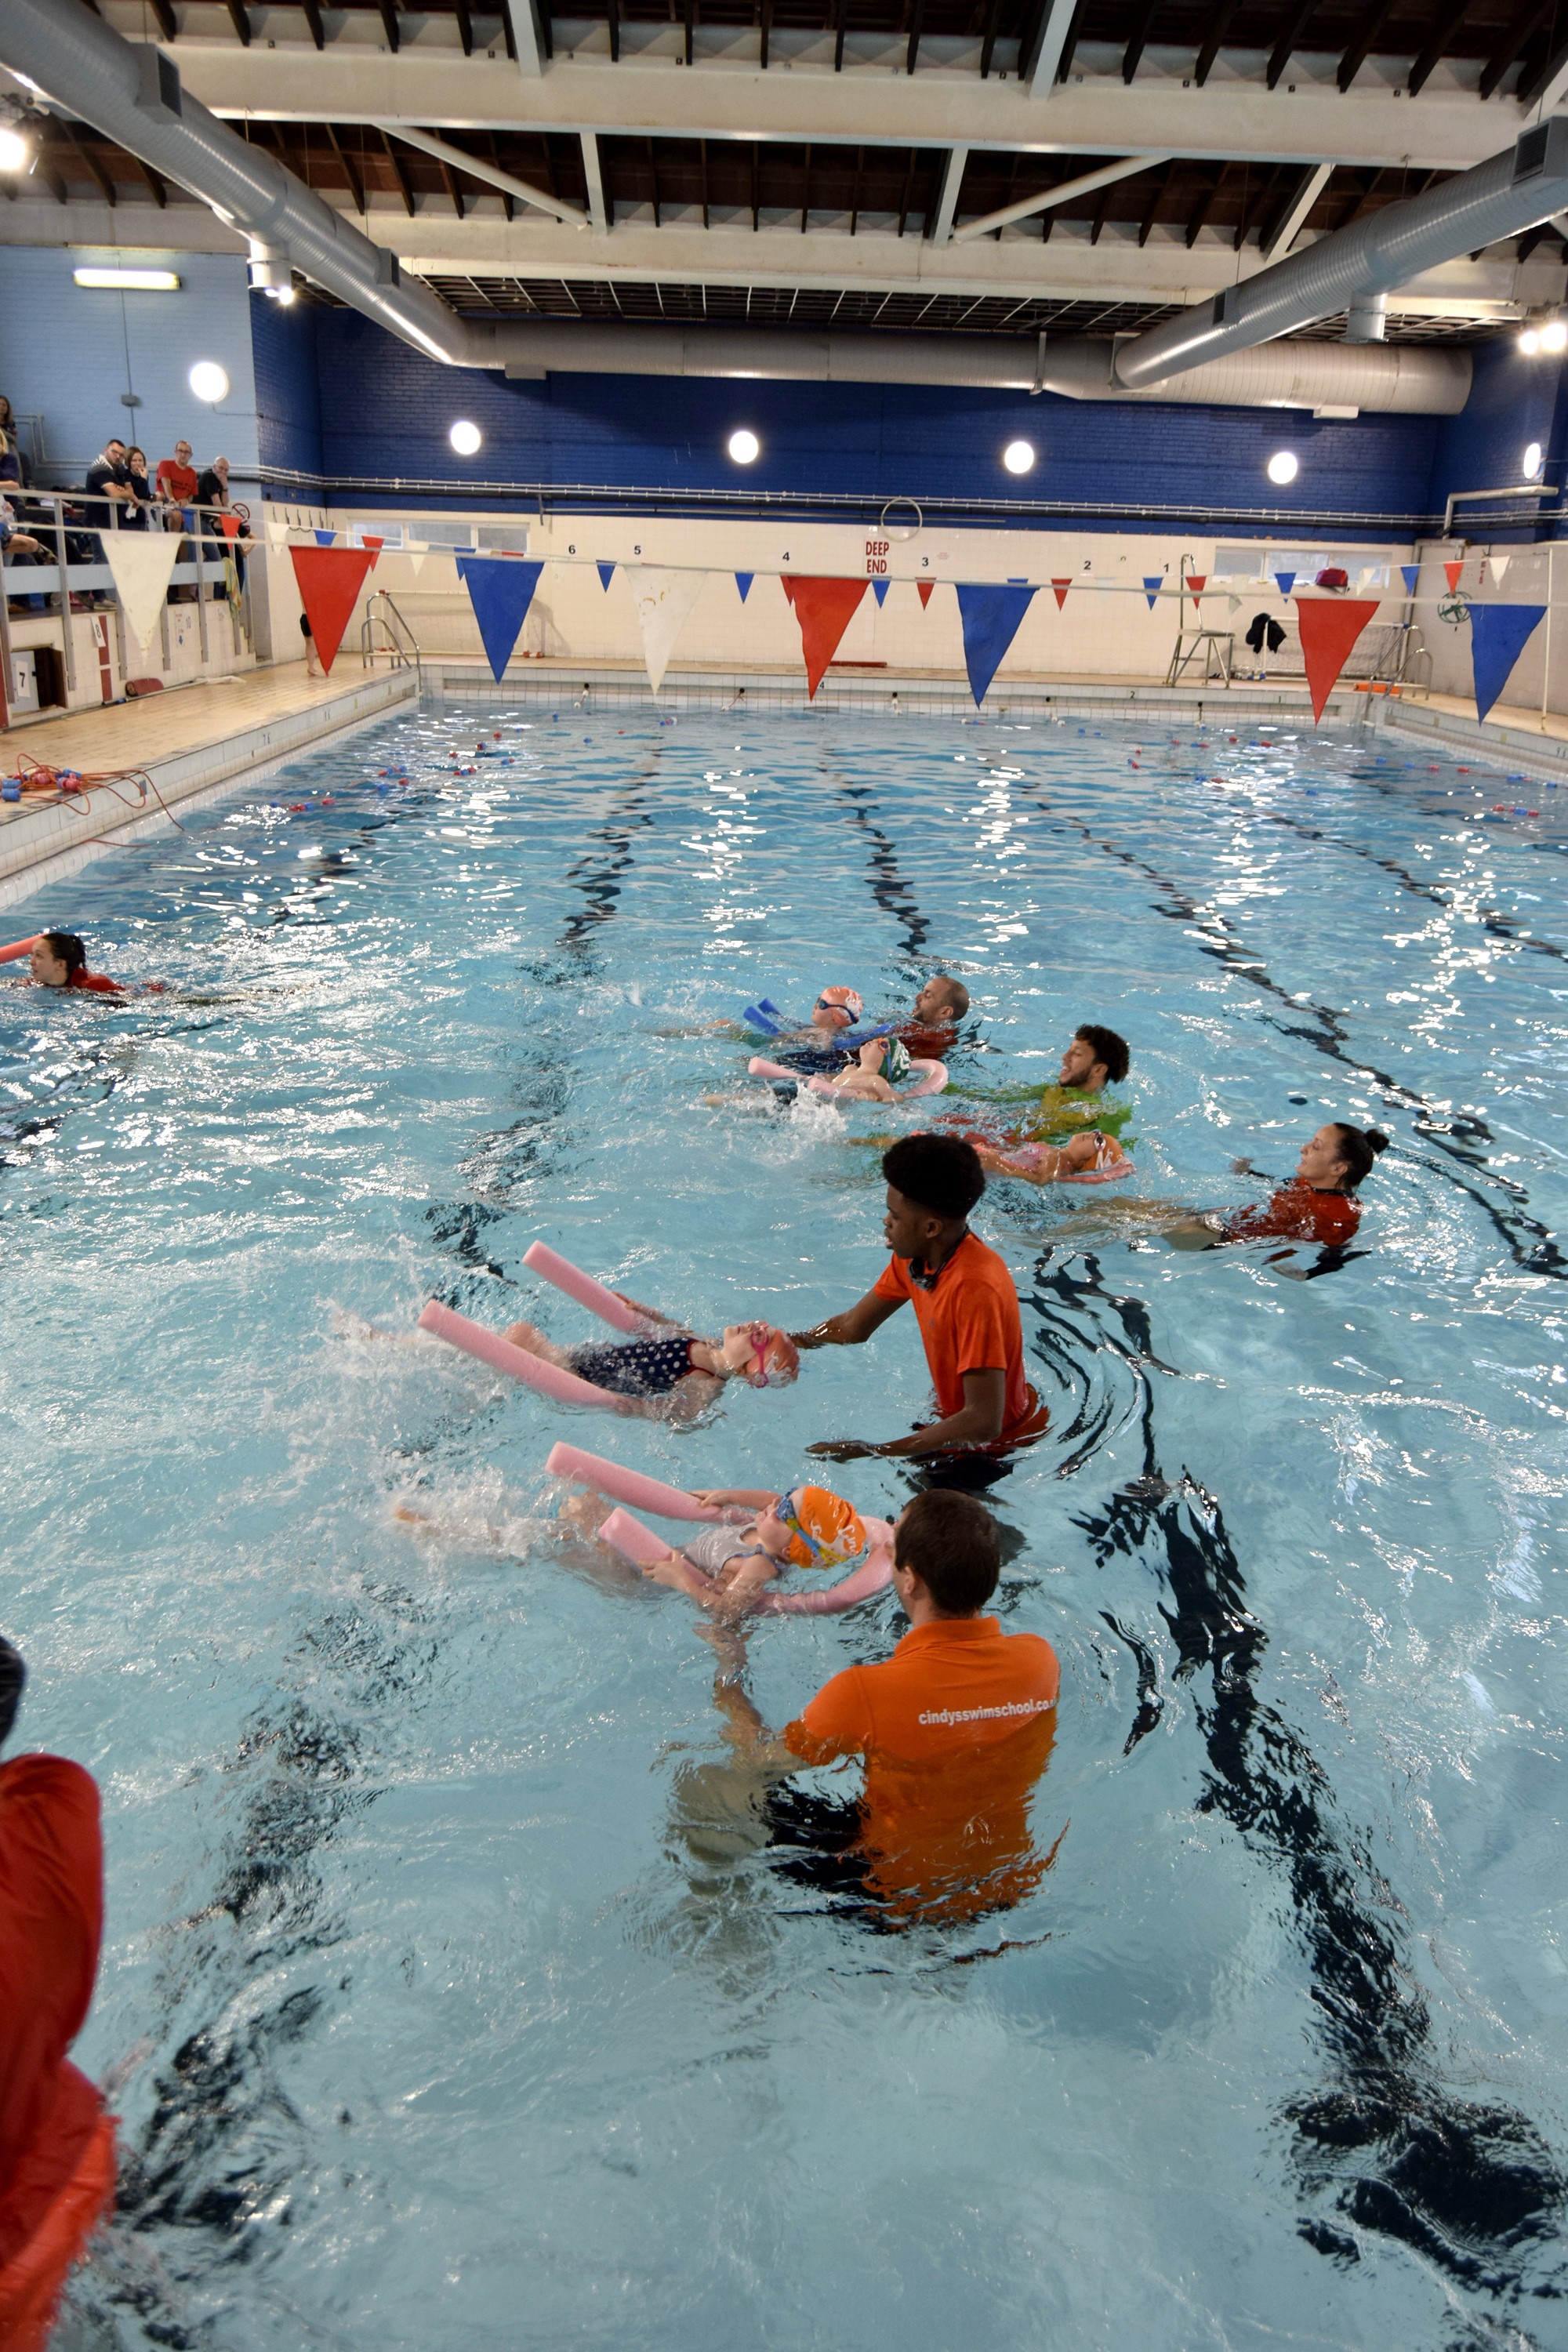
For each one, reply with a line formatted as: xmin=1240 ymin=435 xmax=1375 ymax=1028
xmin=873 ymin=579 xmax=890 ymax=607
xmin=314 ymin=528 xmax=336 ymax=546
xmin=1469 ymin=601 xmax=1547 ymax=722
xmin=956 ymin=583 xmax=1037 ymax=706
xmin=1143 ymin=575 xmax=1162 ymax=609
xmin=1400 ymin=564 xmax=1420 ymax=595
xmin=456 ymin=554 xmax=544 ymax=683
xmin=1274 ymin=571 xmax=1296 ymax=597
xmin=735 ymin=572 xmax=753 ymax=603
xmin=597 ymin=562 xmax=615 ymax=591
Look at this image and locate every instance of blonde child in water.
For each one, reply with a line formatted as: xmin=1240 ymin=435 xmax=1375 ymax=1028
xmin=566 ymin=1481 xmax=873 ymax=1617
xmin=501 ymin=1287 xmax=799 ymax=1419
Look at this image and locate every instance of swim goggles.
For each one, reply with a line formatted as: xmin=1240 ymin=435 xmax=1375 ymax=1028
xmin=744 ymin=1319 xmax=790 ymax=1388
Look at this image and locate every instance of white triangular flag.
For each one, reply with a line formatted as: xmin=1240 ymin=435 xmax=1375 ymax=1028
xmin=624 ymin=564 xmax=706 ymax=695
xmin=404 ymin=546 xmax=426 ymax=576
xmin=1227 ymin=594 xmax=1241 ymax=615
xmin=1490 ymin=553 xmax=1510 ymax=586
xmin=101 ymin=531 xmax=183 ymax=652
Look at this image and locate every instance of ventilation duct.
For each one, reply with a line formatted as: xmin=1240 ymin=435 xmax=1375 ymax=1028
xmin=1115 ymin=120 xmax=1568 ymax=390
xmin=0 ymin=0 xmax=1470 ymax=414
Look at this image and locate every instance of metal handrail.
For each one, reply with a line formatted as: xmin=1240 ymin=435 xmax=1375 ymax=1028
xmin=360 ymin=590 xmax=423 ymax=690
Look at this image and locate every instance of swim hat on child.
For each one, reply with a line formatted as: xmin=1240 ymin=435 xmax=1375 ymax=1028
xmin=742 ymin=1323 xmax=801 ymax=1389
xmin=779 ymin=1485 xmax=867 ymax=1571
xmin=815 ymin=987 xmax=863 ymax=1027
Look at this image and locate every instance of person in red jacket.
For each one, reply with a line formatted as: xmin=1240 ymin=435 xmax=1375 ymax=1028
xmin=1172 ymin=1123 xmax=1388 ymax=1253
xmin=0 ymin=1638 xmax=115 ymax=2352
xmin=25 ymin=932 xmax=124 ymax=995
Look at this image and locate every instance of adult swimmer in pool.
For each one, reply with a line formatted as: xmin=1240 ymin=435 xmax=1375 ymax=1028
xmin=1170 ymin=1122 xmax=1388 ymax=1252
xmin=499 ymin=1290 xmax=800 ymax=1418
xmin=15 ymin=932 xmax=126 ymax=996
xmin=945 ymin=1022 xmax=1133 ymax=1150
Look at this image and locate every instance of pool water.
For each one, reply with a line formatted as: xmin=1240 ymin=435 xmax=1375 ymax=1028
xmin=6 ymin=704 xmax=1568 ymax=2350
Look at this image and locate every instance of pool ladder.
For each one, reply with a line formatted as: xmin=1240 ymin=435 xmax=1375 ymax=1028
xmin=361 ymin=591 xmax=423 ymax=691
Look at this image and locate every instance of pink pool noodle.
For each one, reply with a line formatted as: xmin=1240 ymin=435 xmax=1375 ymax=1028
xmin=522 ymin=1240 xmax=647 ymax=1334
xmin=418 ymin=1300 xmax=627 ymax=1412
xmin=546 ymin=1439 xmax=739 ymax=1523
xmin=748 ymin=1057 xmax=797 ymax=1081
xmin=599 ymin=1506 xmax=673 ymax=1568
xmin=0 ymin=935 xmax=38 ymax=966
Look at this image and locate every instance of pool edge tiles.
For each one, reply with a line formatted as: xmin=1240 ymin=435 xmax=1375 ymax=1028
xmin=0 ymin=666 xmax=418 ymax=910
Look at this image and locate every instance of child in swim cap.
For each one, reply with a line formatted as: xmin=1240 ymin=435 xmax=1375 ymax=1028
xmin=500 ymin=1305 xmax=799 ymax=1418
xmin=811 ymin=986 xmax=863 ymax=1032
xmin=637 ymin=1481 xmax=869 ymax=1615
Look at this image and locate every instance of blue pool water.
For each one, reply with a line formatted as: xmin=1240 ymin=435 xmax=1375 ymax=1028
xmin=5 ymin=704 xmax=1568 ymax=2349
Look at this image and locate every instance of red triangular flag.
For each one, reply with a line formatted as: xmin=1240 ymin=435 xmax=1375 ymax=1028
xmin=289 ymin=544 xmax=376 ymax=675
xmin=783 ymin=575 xmax=868 ymax=698
xmin=1185 ymin=573 xmax=1207 ymax=593
xmin=362 ymin=535 xmax=384 ymax=564
xmin=781 ymin=576 xmax=797 ymax=605
xmin=1295 ymin=597 xmax=1381 ymax=724
xmin=219 ymin=514 xmax=241 ymax=541
xmin=1443 ymin=559 xmax=1465 ymax=593
xmin=916 ymin=581 xmax=935 ymax=610
xmin=1051 ymin=579 xmax=1072 ymax=610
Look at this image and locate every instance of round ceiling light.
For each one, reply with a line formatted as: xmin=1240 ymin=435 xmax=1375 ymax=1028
xmin=1003 ymin=439 xmax=1035 ymax=475
xmin=1542 ymin=318 xmax=1568 ymax=354
xmin=449 ymin=419 xmax=482 ymax=456
xmin=1520 ymin=327 xmax=1542 ymax=354
xmin=0 ymin=126 xmax=31 ymax=174
xmin=1266 ymin=449 xmax=1300 ymax=485
xmin=1524 ymin=441 xmax=1544 ymax=479
xmin=188 ymin=360 xmax=229 ymax=405
xmin=727 ymin=429 xmax=760 ymax=464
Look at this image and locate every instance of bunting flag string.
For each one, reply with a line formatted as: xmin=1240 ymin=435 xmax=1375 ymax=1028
xmin=597 ymin=562 xmax=616 ymax=592
xmin=100 ymin=532 xmax=183 ymax=652
xmin=734 ymin=572 xmax=753 ymax=603
xmin=1273 ymin=571 xmax=1296 ymax=597
xmin=916 ymin=581 xmax=935 ymax=610
xmin=1469 ymin=602 xmax=1547 ymax=722
xmin=956 ymin=583 xmax=1036 ymax=706
xmin=625 ymin=564 xmax=707 ymax=695
xmin=873 ymin=579 xmax=890 ymax=607
xmin=1050 ymin=579 xmax=1072 ymax=609
xmin=1294 ymin=596 xmax=1381 ymax=722
xmin=455 ymin=553 xmax=545 ymax=682
xmin=783 ymin=576 xmax=867 ymax=697
xmin=289 ymin=544 xmax=377 ymax=675
xmin=1400 ymin=564 xmax=1421 ymax=595
xmin=1443 ymin=559 xmax=1465 ymax=592
xmin=1143 ymin=576 xmax=1163 ymax=608
xmin=1185 ymin=572 xmax=1207 ymax=593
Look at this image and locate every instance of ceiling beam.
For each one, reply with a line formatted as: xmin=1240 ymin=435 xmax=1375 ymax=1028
xmin=1121 ymin=0 xmax=1163 ymax=84
xmin=581 ymin=127 xmax=608 ymax=231
xmin=1513 ymin=20 xmax=1568 ymax=102
xmin=325 ymin=121 xmax=365 ymax=213
xmin=300 ymin=0 xmax=325 ymax=45
xmin=1192 ymin=0 xmax=1243 ymax=85
xmin=380 ymin=126 xmax=416 ymax=214
xmin=929 ymin=143 xmax=967 ymax=242
xmin=905 ymin=0 xmax=925 ymax=74
xmin=376 ymin=122 xmax=589 ymax=224
xmin=60 ymin=119 xmax=117 ymax=205
xmin=1258 ymin=157 xmax=1330 ymax=258
xmin=1337 ymin=0 xmax=1399 ymax=92
xmin=1480 ymin=0 xmax=1553 ymax=96
xmin=953 ymin=151 xmax=1170 ymax=241
xmin=176 ymin=48 xmax=1533 ymax=176
xmin=1183 ymin=160 xmax=1226 ymax=247
xmin=1266 ymin=0 xmax=1322 ymax=89
xmin=1406 ymin=0 xmax=1473 ymax=94
xmin=503 ymin=0 xmax=548 ymax=74
xmin=147 ymin=0 xmax=177 ymax=36
xmin=453 ymin=0 xmax=474 ymax=56
xmin=223 ymin=0 xmax=252 ymax=45
xmin=376 ymin=1 xmax=401 ymax=55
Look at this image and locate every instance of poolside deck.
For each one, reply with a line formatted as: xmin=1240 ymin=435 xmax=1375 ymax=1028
xmin=0 ymin=661 xmax=418 ymax=902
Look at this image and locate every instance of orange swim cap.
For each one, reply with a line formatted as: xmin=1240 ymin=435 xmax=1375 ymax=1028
xmin=814 ymin=987 xmax=863 ymax=1028
xmin=780 ymin=1484 xmax=867 ymax=1571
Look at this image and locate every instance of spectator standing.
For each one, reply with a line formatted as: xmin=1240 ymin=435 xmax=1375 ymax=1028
xmin=83 ymin=439 xmax=133 ymax=525
xmin=0 ymin=430 xmax=20 ymax=490
xmin=194 ymin=456 xmax=252 ymax=589
xmin=154 ymin=439 xmax=198 ymax=510
xmin=123 ymin=448 xmax=154 ymax=531
xmin=0 ymin=1638 xmax=116 ymax=2352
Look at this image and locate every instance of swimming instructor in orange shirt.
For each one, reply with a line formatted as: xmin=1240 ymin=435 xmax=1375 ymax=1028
xmin=791 ymin=1131 xmax=1048 ymax=1468
xmin=709 ymin=1490 xmax=1061 ymax=1921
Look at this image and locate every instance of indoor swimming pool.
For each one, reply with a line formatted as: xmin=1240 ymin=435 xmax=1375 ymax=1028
xmin=5 ymin=702 xmax=1567 ymax=2350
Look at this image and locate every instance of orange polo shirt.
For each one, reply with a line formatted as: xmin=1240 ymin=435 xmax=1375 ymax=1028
xmin=873 ymin=1229 xmax=1047 ymax=1446
xmin=785 ymin=1616 xmax=1061 ymax=1917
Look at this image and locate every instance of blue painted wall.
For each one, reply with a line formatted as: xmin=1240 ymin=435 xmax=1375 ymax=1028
xmin=1426 ymin=336 xmax=1568 ymax=539
xmin=252 ymin=292 xmax=323 ymax=484
xmin=0 ymin=246 xmax=258 ymax=485
xmin=256 ymin=305 xmax=1444 ymax=537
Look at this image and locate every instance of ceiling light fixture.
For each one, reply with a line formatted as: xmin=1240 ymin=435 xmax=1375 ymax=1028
xmin=75 ymin=266 xmax=181 ymax=292
xmin=449 ymin=419 xmax=482 ymax=455
xmin=1520 ymin=326 xmax=1542 ymax=354
xmin=727 ymin=429 xmax=760 ymax=464
xmin=1003 ymin=439 xmax=1035 ymax=474
xmin=0 ymin=125 xmax=31 ymax=174
xmin=188 ymin=360 xmax=229 ymax=404
xmin=1266 ymin=449 xmax=1300 ymax=485
xmin=1541 ymin=318 xmax=1568 ymax=354
xmin=1523 ymin=441 xmax=1544 ymax=478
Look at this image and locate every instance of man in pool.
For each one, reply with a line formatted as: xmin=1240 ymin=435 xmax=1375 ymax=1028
xmin=699 ymin=1489 xmax=1062 ymax=1922
xmin=790 ymin=1131 xmax=1048 ymax=1465
xmin=943 ymin=1021 xmax=1133 ymax=1178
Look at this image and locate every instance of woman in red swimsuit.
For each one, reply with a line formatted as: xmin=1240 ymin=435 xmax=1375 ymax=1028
xmin=1168 ymin=1122 xmax=1388 ymax=1250
xmin=24 ymin=933 xmax=123 ymax=995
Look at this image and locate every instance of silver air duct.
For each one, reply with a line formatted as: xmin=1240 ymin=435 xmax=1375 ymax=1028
xmin=1115 ymin=119 xmax=1568 ymax=390
xmin=0 ymin=0 xmax=1472 ymax=413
